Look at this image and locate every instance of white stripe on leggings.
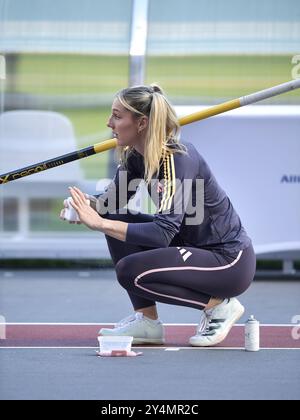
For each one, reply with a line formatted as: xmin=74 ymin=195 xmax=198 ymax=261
xmin=134 ymin=250 xmax=243 ymax=308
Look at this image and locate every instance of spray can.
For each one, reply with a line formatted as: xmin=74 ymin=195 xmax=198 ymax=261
xmin=245 ymin=315 xmax=260 ymax=352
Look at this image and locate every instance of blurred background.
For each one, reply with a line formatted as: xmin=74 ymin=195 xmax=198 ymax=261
xmin=0 ymin=0 xmax=299 ymax=271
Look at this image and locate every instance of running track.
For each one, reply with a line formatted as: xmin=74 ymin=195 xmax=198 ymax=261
xmin=0 ymin=323 xmax=299 ymax=349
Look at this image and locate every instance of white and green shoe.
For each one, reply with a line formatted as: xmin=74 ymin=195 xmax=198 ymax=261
xmin=189 ymin=298 xmax=245 ymax=347
xmin=98 ymin=312 xmax=165 ymax=345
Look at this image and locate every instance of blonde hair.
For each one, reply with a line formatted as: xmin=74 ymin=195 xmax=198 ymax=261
xmin=115 ymin=84 xmax=186 ymax=184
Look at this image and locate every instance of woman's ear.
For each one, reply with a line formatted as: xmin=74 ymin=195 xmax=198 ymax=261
xmin=138 ymin=115 xmax=149 ymax=132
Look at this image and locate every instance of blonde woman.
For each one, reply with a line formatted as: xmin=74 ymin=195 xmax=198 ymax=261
xmin=61 ymin=85 xmax=256 ymax=347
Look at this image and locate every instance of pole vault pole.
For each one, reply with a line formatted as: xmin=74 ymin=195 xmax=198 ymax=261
xmin=0 ymin=78 xmax=299 ymax=185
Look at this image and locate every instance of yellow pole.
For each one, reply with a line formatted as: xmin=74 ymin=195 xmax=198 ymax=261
xmin=93 ymin=98 xmax=241 ymax=154
xmin=1 ymin=79 xmax=299 ymax=185
xmin=92 ymin=78 xmax=300 ymax=154
xmin=178 ymin=98 xmax=241 ymax=126
xmin=93 ymin=138 xmax=118 ymax=154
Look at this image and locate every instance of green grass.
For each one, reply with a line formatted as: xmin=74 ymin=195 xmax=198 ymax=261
xmin=8 ymin=53 xmax=298 ymax=100
xmin=61 ymin=107 xmax=112 ymax=179
xmin=146 ymin=55 xmax=300 ymax=102
xmin=6 ymin=54 xmax=129 ymax=179
xmin=11 ymin=54 xmax=129 ymax=94
xmin=61 ymin=108 xmax=111 ymax=140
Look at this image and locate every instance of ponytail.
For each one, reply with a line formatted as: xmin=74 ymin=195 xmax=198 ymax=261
xmin=116 ymin=84 xmax=186 ymax=184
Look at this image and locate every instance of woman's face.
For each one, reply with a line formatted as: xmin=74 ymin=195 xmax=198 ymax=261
xmin=107 ymin=99 xmax=147 ymax=148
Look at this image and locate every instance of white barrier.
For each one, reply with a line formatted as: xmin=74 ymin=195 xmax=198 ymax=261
xmin=177 ymin=105 xmax=300 ymax=263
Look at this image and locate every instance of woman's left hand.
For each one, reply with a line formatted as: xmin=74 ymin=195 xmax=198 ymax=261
xmin=68 ymin=186 xmax=104 ymax=231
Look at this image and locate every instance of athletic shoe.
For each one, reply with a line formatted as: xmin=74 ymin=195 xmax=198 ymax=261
xmin=189 ymin=298 xmax=245 ymax=347
xmin=98 ymin=312 xmax=165 ymax=345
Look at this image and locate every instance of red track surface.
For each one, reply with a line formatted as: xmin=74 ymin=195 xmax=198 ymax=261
xmin=0 ymin=324 xmax=299 ymax=348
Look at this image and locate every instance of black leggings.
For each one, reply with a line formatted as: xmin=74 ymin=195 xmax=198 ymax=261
xmin=104 ymin=213 xmax=256 ymax=311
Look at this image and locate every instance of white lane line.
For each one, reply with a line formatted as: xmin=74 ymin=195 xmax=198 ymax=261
xmin=0 ymin=323 xmax=295 ymax=327
xmin=0 ymin=347 xmax=299 ymax=350
xmin=165 ymin=347 xmax=181 ymax=351
xmin=1 ymin=323 xmax=115 ymax=325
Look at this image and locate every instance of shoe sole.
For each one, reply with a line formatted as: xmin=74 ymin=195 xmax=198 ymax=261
xmin=132 ymin=337 xmax=165 ymax=345
xmin=189 ymin=304 xmax=245 ymax=347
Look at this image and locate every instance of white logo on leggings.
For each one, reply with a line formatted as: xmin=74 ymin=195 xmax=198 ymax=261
xmin=177 ymin=247 xmax=192 ymax=262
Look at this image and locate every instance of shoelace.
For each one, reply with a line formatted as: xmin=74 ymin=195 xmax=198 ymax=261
xmin=197 ymin=310 xmax=226 ymax=336
xmin=116 ymin=312 xmax=143 ymax=328
xmin=197 ymin=310 xmax=212 ymax=335
xmin=197 ymin=299 xmax=229 ymax=336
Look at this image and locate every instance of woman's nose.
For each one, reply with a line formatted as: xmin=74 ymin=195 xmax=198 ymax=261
xmin=107 ymin=116 xmax=113 ymax=128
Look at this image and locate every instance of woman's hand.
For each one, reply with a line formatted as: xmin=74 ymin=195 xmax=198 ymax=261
xmin=67 ymin=186 xmax=104 ymax=231
xmin=60 ymin=186 xmax=128 ymax=242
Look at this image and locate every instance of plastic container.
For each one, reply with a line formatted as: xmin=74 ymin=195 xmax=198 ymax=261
xmin=97 ymin=336 xmax=133 ymax=354
xmin=245 ymin=315 xmax=260 ymax=352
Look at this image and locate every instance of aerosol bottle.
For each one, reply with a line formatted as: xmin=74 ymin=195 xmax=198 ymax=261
xmin=245 ymin=315 xmax=260 ymax=352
